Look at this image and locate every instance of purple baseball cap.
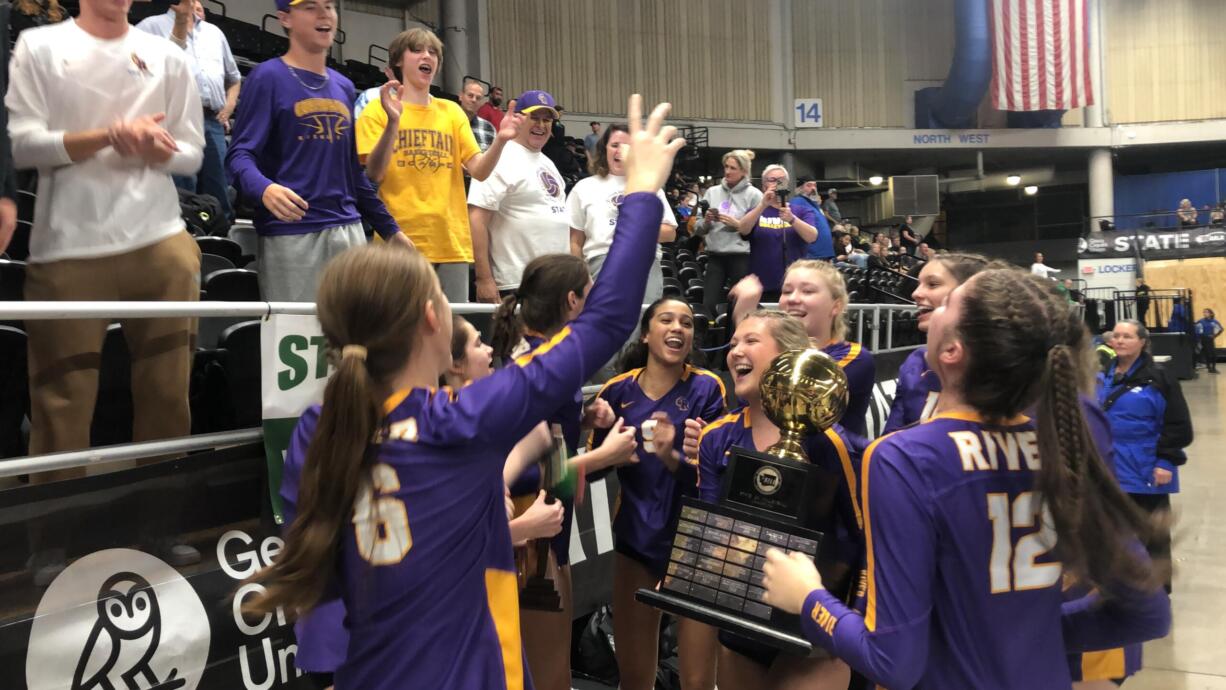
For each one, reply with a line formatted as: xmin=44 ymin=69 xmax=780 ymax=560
xmin=275 ymin=0 xmax=305 ymax=11
xmin=515 ymin=90 xmax=559 ymax=118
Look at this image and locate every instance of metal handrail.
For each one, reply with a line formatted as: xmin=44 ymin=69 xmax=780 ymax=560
xmin=0 ymin=429 xmax=262 ymax=479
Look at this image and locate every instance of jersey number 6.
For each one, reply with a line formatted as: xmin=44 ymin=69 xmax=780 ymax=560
xmin=354 ymin=463 xmax=413 ymax=566
xmin=986 ymin=491 xmax=1060 ymax=594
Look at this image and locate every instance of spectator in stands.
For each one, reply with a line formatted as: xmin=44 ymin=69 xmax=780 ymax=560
xmin=226 ymin=0 xmax=411 ymax=302
xmin=543 ymin=105 xmax=579 ymax=180
xmin=899 ymin=215 xmax=919 ymax=255
xmin=584 ymin=121 xmax=601 ymax=159
xmin=137 ymin=0 xmax=242 ymax=224
xmin=1062 ymin=278 xmax=1084 ymax=304
xmin=0 ymin=4 xmax=17 ymax=255
xmin=468 ymin=90 xmax=570 ymax=302
xmin=10 ymin=0 xmax=64 ymax=40
xmin=823 ymin=187 xmax=842 ymax=223
xmin=1136 ymin=277 xmax=1152 ymax=326
xmin=1195 ymin=308 xmax=1221 ymax=373
xmin=1096 ymin=330 xmax=1116 ymax=373
xmin=1177 ymin=198 xmax=1198 ymax=227
xmin=834 ymin=235 xmax=867 ymax=269
xmin=848 ymin=224 xmax=870 ymax=251
xmin=867 ymin=242 xmax=892 ymax=271
xmin=693 ymin=149 xmax=760 ymax=310
xmin=735 ymin=164 xmax=819 ymax=302
xmin=1099 ymin=319 xmax=1192 ymax=592
xmin=567 ymin=123 xmax=676 ymax=300
xmin=1168 ymin=297 xmax=1189 ymax=333
xmin=873 ymin=231 xmax=894 ymax=254
xmin=458 ymin=78 xmax=497 ymax=153
xmin=357 ymin=29 xmax=521 ymax=303
xmin=479 ymin=84 xmax=506 ymax=128
xmin=8 ymin=0 xmax=204 ymax=570
xmin=1030 ymin=251 xmax=1060 ymax=280
xmin=792 ymin=176 xmax=835 ymax=262
xmin=1211 ymin=204 xmax=1225 ymax=226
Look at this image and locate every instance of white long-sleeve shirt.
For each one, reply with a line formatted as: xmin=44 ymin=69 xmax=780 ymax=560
xmin=1030 ymin=262 xmax=1060 ymax=279
xmin=7 ymin=20 xmax=204 ymax=263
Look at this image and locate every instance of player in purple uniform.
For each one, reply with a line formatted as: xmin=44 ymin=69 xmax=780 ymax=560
xmin=762 ymin=269 xmax=1171 ymax=690
xmin=728 ymin=260 xmax=876 ymax=437
xmin=696 ymin=310 xmax=863 ymax=689
xmin=246 ymin=95 xmax=685 ymax=690
xmin=882 ymin=252 xmax=994 ymax=433
xmin=488 ymin=252 xmax=640 ymax=690
xmin=587 ymin=298 xmax=727 ymax=690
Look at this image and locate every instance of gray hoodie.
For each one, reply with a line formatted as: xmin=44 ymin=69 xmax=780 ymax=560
xmin=694 ymin=177 xmax=762 ymax=254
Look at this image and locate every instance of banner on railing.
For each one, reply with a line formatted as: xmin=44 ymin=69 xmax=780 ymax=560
xmin=0 ymin=447 xmax=309 ymax=690
xmin=1079 ymin=227 xmax=1226 ymax=261
xmin=260 ymin=315 xmax=330 ymax=525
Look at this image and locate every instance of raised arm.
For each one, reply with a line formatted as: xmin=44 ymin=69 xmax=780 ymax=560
xmin=462 ymin=100 xmax=523 ymax=182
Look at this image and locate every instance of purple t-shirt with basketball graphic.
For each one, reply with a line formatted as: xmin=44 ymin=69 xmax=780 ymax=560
xmin=226 ymin=58 xmax=399 ymax=239
xmin=468 ymin=140 xmax=571 ymax=290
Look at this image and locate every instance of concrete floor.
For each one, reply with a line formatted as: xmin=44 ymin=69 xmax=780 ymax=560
xmin=1128 ymin=372 xmax=1226 ymax=689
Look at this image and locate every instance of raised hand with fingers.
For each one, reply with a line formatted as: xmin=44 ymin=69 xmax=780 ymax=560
xmin=583 ymin=397 xmax=616 ymax=430
xmin=623 ymin=94 xmax=686 ymax=196
xmin=380 ymin=80 xmax=406 ymax=122
xmin=496 ymin=99 xmax=524 ymax=142
xmin=762 ymin=548 xmax=824 ymax=615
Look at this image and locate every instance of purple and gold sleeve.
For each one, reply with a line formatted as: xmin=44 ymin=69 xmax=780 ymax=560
xmin=797 ymin=440 xmax=935 ymax=690
xmin=454 ymin=193 xmax=662 ymax=451
xmin=225 ymin=68 xmax=276 ymax=204
xmin=680 ymin=377 xmax=727 ymax=490
xmin=1061 ymin=550 xmax=1171 ymax=652
xmin=696 ymin=426 xmax=726 ymax=504
xmin=841 ymin=350 xmax=875 ymax=437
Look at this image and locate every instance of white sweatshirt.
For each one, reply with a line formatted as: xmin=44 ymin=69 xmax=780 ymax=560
xmin=1030 ymin=262 xmax=1061 ymax=279
xmin=7 ymin=20 xmax=204 ymax=263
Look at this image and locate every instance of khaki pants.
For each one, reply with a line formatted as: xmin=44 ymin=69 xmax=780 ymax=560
xmin=25 ymin=231 xmax=201 ymax=481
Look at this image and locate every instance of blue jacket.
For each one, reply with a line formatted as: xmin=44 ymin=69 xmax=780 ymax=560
xmin=793 ymin=196 xmax=835 ymax=259
xmin=1097 ymin=354 xmax=1193 ymax=494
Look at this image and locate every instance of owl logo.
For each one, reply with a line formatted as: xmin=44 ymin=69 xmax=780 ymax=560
xmin=72 ymin=572 xmax=184 ymax=690
xmin=539 ymin=170 xmax=562 ymax=198
xmin=26 ymin=549 xmax=209 ymax=690
xmin=608 ymin=192 xmax=625 ymax=208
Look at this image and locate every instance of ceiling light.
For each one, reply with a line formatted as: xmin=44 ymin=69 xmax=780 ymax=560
xmin=1006 ymin=175 xmax=1022 ymax=186
xmin=868 ymin=175 xmax=884 ymax=186
xmin=1024 ymin=185 xmax=1039 ymax=195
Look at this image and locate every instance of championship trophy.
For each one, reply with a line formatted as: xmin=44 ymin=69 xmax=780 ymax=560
xmin=636 ymin=349 xmax=849 ymax=655
xmin=517 ymin=423 xmax=567 ymax=611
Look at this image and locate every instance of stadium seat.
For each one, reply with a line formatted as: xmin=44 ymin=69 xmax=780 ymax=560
xmin=0 ymin=325 xmax=29 ymax=458
xmin=202 ymin=269 xmax=260 ymax=302
xmin=215 ymin=321 xmax=262 ymax=430
xmin=0 ymin=259 xmax=24 ymax=301
xmin=678 ymin=266 xmax=699 ymax=283
xmin=685 ymin=285 xmax=703 ymax=303
xmin=196 ymin=237 xmax=244 ymax=266
xmin=90 ymin=323 xmax=133 ymax=447
xmin=200 ymin=253 xmax=236 ymax=282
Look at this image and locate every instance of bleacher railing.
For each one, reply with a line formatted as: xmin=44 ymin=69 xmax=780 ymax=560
xmin=0 ymin=301 xmax=920 ymax=478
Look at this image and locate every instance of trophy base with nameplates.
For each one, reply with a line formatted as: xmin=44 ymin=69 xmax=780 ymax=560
xmin=636 ymin=349 xmax=852 ymax=656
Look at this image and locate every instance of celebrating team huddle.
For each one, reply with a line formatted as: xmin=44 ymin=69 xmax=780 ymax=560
xmin=243 ymin=91 xmax=1172 ymax=690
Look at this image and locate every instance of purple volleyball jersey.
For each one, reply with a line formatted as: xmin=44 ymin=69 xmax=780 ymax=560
xmin=278 ymin=193 xmax=663 ymax=688
xmin=799 ymin=412 xmax=1169 ymax=690
xmin=883 ymin=346 xmax=941 ymax=434
xmin=589 ymin=365 xmax=726 ymax=571
xmin=822 ymin=340 xmax=875 ymax=438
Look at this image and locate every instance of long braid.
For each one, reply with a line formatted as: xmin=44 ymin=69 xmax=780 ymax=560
xmin=961 ymin=270 xmax=1161 ymax=595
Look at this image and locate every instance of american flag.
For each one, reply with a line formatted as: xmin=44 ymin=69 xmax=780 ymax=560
xmin=990 ymin=0 xmax=1094 ymax=111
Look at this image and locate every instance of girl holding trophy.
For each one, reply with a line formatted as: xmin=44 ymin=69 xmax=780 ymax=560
xmin=762 ymin=270 xmax=1171 ymax=689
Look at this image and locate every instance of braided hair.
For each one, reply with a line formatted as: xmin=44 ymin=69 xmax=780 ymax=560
xmin=958 ymin=270 xmax=1159 ymax=594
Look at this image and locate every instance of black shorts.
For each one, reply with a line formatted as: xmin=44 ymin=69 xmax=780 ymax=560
xmin=718 ymin=630 xmax=780 ymax=668
xmin=615 ymin=539 xmax=668 ymax=580
xmin=307 ymin=672 xmax=334 ymax=689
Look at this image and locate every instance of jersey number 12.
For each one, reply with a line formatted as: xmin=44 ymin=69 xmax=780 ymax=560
xmin=986 ymin=491 xmax=1060 ymax=593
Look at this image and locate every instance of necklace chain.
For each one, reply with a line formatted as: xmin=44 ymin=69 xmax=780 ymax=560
xmin=285 ymin=63 xmax=329 ymax=92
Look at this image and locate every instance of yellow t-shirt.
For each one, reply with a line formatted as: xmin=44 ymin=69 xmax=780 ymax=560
xmin=356 ymin=97 xmax=481 ymax=263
